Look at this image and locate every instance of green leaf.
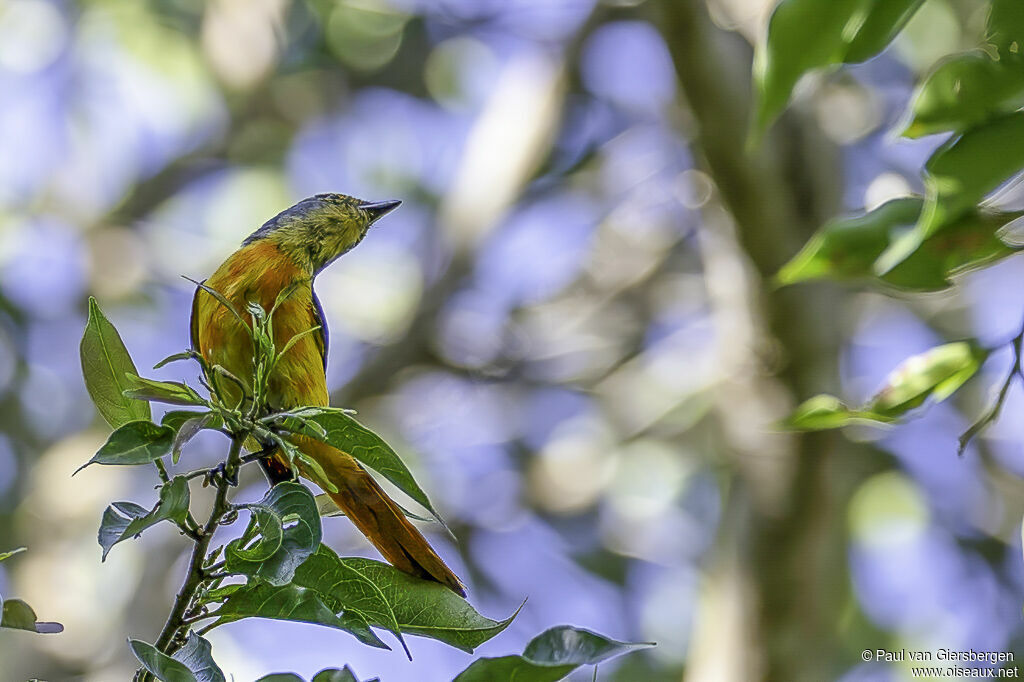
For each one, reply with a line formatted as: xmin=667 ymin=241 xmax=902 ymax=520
xmin=868 ymin=341 xmax=989 ymax=416
xmin=130 ymin=640 xmax=198 ymax=682
xmin=130 ymin=634 xmax=225 ymax=682
xmin=304 ymin=409 xmax=449 ymax=531
xmin=1 ymin=599 xmax=63 ymax=633
xmin=777 ymin=198 xmax=922 ymax=285
xmin=293 ymin=546 xmax=517 ymax=653
xmin=777 ymin=198 xmax=1023 ymax=291
xmin=313 ymin=668 xmax=376 ymax=682
xmin=169 ymin=632 xmax=226 ymax=682
xmin=75 ymin=420 xmax=175 ymax=475
xmin=881 ymin=209 xmax=1024 ymax=291
xmin=124 ymin=374 xmax=207 ymax=407
xmin=212 ymin=581 xmax=387 ymax=649
xmin=98 ymin=477 xmax=191 ymax=560
xmin=80 ymin=296 xmax=151 ymax=428
xmin=989 ymin=0 xmax=1024 ymax=56
xmin=154 ymin=350 xmax=203 ymax=370
xmin=0 ymin=547 xmax=26 ymax=562
xmin=902 ymin=52 xmax=1024 ymax=138
xmin=289 ymin=545 xmax=409 ymax=657
xmin=255 ymin=668 xmax=375 ymax=682
xmin=782 ymin=342 xmax=989 ymax=432
xmin=780 ymin=394 xmax=895 ymax=431
xmin=754 ymin=0 xmax=924 ymax=132
xmin=453 ymin=626 xmax=653 ymax=682
xmin=172 ymin=413 xmax=216 ymax=464
xmin=225 ymin=482 xmax=321 ymax=585
xmin=878 ymin=112 xmax=1024 ymax=272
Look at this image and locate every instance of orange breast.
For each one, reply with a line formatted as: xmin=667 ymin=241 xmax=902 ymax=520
xmin=194 ymin=241 xmax=329 ymax=410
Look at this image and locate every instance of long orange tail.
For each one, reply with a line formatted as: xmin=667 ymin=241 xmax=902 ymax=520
xmin=297 ymin=438 xmax=465 ymax=597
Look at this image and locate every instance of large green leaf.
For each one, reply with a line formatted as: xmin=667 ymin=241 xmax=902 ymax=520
xmin=80 ymin=297 xmax=151 ymax=428
xmin=902 ymin=53 xmax=1024 ymax=138
xmin=74 ymin=420 xmax=175 ymax=475
xmin=290 ymin=545 xmax=409 ymax=656
xmin=98 ymin=477 xmax=191 ymax=559
xmin=212 ymin=581 xmax=386 ymax=649
xmin=453 ymin=626 xmax=653 ymax=682
xmin=879 ymin=112 xmax=1024 ymax=272
xmin=777 ymin=198 xmax=1024 ymax=291
xmin=124 ymin=374 xmax=207 ymax=407
xmin=225 ymin=482 xmax=321 ymax=585
xmin=754 ymin=0 xmax=924 ymax=132
xmin=301 ymin=409 xmax=448 ymax=531
xmin=130 ymin=633 xmax=225 ymax=682
xmin=781 ymin=341 xmax=989 ymax=431
xmin=0 ymin=598 xmax=63 ymax=633
xmin=294 ymin=546 xmax=516 ymax=653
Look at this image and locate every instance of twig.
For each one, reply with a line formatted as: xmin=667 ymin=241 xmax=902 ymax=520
xmin=136 ymin=435 xmax=245 ymax=682
xmin=958 ymin=320 xmax=1024 ymax=455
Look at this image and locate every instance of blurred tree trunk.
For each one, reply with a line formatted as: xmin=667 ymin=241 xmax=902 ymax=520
xmin=656 ymin=1 xmax=872 ymax=679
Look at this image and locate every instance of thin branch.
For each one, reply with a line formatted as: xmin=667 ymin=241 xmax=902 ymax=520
xmin=136 ymin=434 xmax=245 ymax=682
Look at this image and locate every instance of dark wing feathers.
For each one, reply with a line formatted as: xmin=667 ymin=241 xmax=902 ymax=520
xmin=311 ymin=287 xmax=329 ymax=372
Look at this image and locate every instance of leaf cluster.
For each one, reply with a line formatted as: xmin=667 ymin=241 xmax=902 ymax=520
xmin=74 ymin=296 xmax=650 ymax=681
xmin=758 ymin=0 xmax=1024 ymax=447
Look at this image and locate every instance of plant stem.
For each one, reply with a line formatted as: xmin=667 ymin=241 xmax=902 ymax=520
xmin=136 ymin=435 xmax=244 ymax=682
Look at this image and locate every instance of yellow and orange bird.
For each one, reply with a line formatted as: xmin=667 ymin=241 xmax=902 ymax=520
xmin=190 ymin=193 xmax=465 ymax=596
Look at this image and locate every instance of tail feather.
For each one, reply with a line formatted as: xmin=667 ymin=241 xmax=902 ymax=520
xmin=299 ymin=438 xmax=466 ymax=597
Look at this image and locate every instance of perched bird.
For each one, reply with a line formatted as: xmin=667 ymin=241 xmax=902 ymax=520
xmin=190 ymin=193 xmax=465 ymax=596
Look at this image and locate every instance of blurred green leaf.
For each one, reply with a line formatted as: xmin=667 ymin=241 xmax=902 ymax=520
xmin=0 ymin=599 xmax=63 ymax=634
xmin=780 ymin=395 xmax=895 ymax=431
xmin=212 ymin=581 xmax=387 ymax=649
xmin=80 ymin=296 xmax=151 ymax=428
xmin=777 ymin=198 xmax=921 ymax=284
xmin=130 ymin=633 xmax=225 ymax=682
xmin=303 ymin=409 xmax=448 ymax=531
xmin=292 ymin=545 xmax=516 ymax=654
xmin=98 ymin=476 xmax=191 ymax=560
xmin=754 ymin=0 xmax=924 ymax=132
xmin=989 ymin=0 xmax=1024 ymax=55
xmin=881 ymin=112 xmax=1024 ymax=271
xmin=75 ymin=420 xmax=175 ymax=475
xmin=869 ymin=341 xmax=989 ymax=415
xmin=777 ymin=198 xmax=1023 ymax=291
xmin=902 ymin=53 xmax=1024 ymax=138
xmin=254 ymin=676 xmax=304 ymax=682
xmin=124 ymin=374 xmax=207 ymax=406
xmin=225 ymin=482 xmax=321 ymax=586
xmin=783 ymin=341 xmax=989 ymax=431
xmin=453 ymin=625 xmax=653 ymax=682
xmin=0 ymin=547 xmax=26 ymax=562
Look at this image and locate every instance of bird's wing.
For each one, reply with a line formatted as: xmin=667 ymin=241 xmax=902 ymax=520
xmin=189 ymin=280 xmax=205 ymax=352
xmin=311 ymin=286 xmax=329 ymax=372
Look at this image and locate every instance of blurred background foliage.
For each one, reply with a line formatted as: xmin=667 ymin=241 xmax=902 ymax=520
xmin=0 ymin=0 xmax=1023 ymax=680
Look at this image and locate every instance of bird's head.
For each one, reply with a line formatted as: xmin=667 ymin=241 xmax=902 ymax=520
xmin=244 ymin=193 xmax=401 ymax=273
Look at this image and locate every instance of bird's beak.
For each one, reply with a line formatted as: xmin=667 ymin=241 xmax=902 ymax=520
xmin=361 ymin=199 xmax=402 ymax=223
